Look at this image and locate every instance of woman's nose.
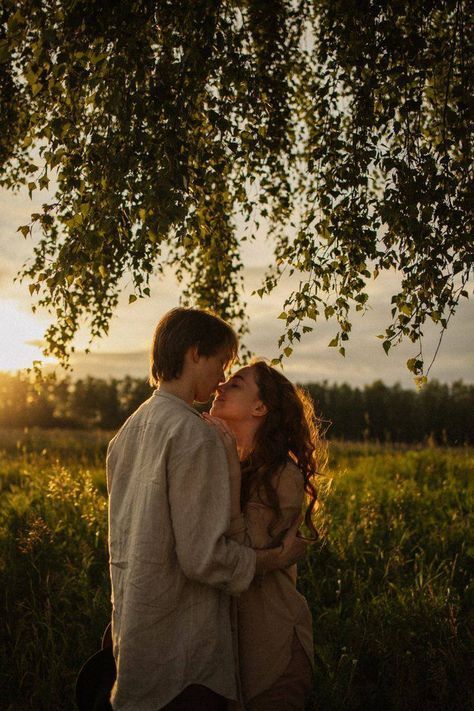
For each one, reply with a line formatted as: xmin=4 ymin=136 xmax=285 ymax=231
xmin=217 ymin=378 xmax=230 ymax=392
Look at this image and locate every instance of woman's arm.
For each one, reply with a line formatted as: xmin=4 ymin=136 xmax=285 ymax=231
xmin=242 ymin=461 xmax=305 ymax=549
xmin=202 ymin=415 xmax=311 ymax=568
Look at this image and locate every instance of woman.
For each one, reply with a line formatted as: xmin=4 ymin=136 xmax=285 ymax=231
xmin=203 ymin=359 xmax=325 ymax=711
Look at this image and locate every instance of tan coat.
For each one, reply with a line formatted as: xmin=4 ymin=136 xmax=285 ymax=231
xmin=228 ymin=460 xmax=314 ymax=707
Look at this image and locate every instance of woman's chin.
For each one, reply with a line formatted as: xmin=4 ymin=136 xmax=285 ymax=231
xmin=210 ymin=401 xmax=223 ymax=416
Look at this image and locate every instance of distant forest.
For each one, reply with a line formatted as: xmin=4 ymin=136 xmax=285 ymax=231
xmin=0 ymin=372 xmax=472 ymax=445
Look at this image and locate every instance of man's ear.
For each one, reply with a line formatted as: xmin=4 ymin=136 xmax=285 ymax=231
xmin=252 ymin=401 xmax=268 ymax=418
xmin=188 ymin=345 xmax=200 ymax=363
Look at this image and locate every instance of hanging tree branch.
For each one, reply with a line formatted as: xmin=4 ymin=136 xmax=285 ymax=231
xmin=0 ymin=0 xmax=471 ymax=373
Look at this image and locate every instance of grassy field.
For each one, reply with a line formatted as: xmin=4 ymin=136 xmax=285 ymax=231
xmin=0 ymin=428 xmax=473 ymax=710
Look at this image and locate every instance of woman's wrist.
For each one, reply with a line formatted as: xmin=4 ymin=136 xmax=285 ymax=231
xmin=254 ymin=545 xmax=283 ymax=575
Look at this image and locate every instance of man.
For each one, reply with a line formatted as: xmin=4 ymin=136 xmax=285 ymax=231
xmin=107 ymin=308 xmax=310 ymax=710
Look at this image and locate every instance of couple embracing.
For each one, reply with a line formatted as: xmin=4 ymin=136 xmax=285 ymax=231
xmin=107 ymin=307 xmax=322 ymax=711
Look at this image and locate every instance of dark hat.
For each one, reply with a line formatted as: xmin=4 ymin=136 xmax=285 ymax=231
xmin=75 ymin=643 xmax=116 ymax=711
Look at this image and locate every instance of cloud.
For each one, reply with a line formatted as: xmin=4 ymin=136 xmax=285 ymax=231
xmin=46 ymin=350 xmax=150 ymax=381
xmin=25 ymin=339 xmax=45 ymax=348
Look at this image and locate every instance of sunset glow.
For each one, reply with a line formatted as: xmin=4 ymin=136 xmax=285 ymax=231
xmin=0 ymin=300 xmax=54 ymax=372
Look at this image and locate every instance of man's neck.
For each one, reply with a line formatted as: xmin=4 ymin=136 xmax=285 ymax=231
xmin=158 ymin=379 xmax=196 ymax=406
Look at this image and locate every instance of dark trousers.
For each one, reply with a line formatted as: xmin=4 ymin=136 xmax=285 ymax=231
xmin=162 ymin=684 xmax=227 ymax=711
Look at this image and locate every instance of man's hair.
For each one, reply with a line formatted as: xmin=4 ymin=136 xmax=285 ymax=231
xmin=149 ymin=307 xmax=238 ymax=385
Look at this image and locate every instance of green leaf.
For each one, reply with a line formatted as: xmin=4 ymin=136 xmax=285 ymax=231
xmin=383 ymin=341 xmax=391 ymax=355
xmin=128 ymin=294 xmax=137 ymax=304
xmin=90 ymin=53 xmax=108 ymax=65
xmin=0 ymin=39 xmax=9 ymax=64
xmin=328 ymin=337 xmax=338 ymax=347
xmin=7 ymin=10 xmax=26 ymax=33
xmin=283 ymin=347 xmax=293 ymax=357
xmin=414 ymin=375 xmax=428 ymax=390
xmin=406 ymin=358 xmax=417 ymax=373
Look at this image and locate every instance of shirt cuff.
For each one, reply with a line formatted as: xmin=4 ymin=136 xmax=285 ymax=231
xmin=224 ymin=544 xmax=256 ymax=597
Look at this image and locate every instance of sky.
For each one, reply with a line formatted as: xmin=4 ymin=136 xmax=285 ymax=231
xmin=0 ymin=183 xmax=472 ymax=387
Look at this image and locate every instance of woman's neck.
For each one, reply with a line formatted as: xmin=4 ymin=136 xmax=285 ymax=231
xmin=226 ymin=419 xmax=257 ymax=461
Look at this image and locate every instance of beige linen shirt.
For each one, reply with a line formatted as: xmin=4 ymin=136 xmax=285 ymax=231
xmin=106 ymin=389 xmax=256 ymax=711
xmin=228 ymin=460 xmax=314 ymax=706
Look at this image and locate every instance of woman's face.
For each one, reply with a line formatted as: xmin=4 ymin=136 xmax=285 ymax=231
xmin=210 ymin=365 xmax=267 ymax=422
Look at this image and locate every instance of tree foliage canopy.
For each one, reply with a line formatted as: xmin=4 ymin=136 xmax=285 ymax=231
xmin=0 ymin=0 xmax=472 ymax=373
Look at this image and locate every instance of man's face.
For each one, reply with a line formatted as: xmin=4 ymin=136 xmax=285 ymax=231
xmin=194 ymin=347 xmax=231 ymax=403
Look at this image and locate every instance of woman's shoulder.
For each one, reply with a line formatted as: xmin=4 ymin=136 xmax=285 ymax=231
xmin=273 ymin=459 xmax=305 ymax=501
xmin=276 ymin=458 xmax=304 ymax=482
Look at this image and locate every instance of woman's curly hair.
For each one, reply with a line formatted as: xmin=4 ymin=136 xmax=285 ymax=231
xmin=240 ymin=359 xmax=327 ymax=539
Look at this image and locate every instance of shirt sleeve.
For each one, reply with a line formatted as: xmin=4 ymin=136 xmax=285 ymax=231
xmin=167 ymin=436 xmax=256 ymax=596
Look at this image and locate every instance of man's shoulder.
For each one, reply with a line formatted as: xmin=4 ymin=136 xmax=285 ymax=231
xmin=112 ymin=393 xmax=219 ymax=450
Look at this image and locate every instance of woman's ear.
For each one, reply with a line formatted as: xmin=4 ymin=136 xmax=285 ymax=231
xmin=252 ymin=400 xmax=268 ymax=418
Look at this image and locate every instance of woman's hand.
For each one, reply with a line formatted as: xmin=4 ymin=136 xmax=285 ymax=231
xmin=202 ymin=413 xmax=240 ymax=470
xmin=278 ymin=513 xmax=314 ymax=568
xmin=202 ymin=412 xmax=237 ymax=451
xmin=254 ymin=513 xmax=314 ymax=575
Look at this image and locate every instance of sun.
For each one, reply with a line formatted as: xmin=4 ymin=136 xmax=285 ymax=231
xmin=0 ymin=299 xmax=55 ymax=372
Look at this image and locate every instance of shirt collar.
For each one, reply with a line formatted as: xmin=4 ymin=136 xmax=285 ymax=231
xmin=153 ymin=388 xmax=203 ymax=418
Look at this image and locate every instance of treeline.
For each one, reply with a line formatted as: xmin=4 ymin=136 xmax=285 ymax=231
xmin=305 ymin=380 xmax=473 ymax=444
xmin=0 ymin=372 xmax=472 ymax=444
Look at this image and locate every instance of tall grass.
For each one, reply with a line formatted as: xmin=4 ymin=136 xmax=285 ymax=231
xmin=0 ymin=431 xmax=110 ymax=711
xmin=302 ymin=446 xmax=473 ymax=711
xmin=0 ymin=430 xmax=472 ymax=710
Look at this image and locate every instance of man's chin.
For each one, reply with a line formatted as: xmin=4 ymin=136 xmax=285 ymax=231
xmin=194 ymin=390 xmax=215 ymax=405
xmin=194 ymin=397 xmax=211 ymax=405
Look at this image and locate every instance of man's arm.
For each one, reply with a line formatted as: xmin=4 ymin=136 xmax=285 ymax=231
xmin=167 ymin=436 xmax=256 ymax=596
